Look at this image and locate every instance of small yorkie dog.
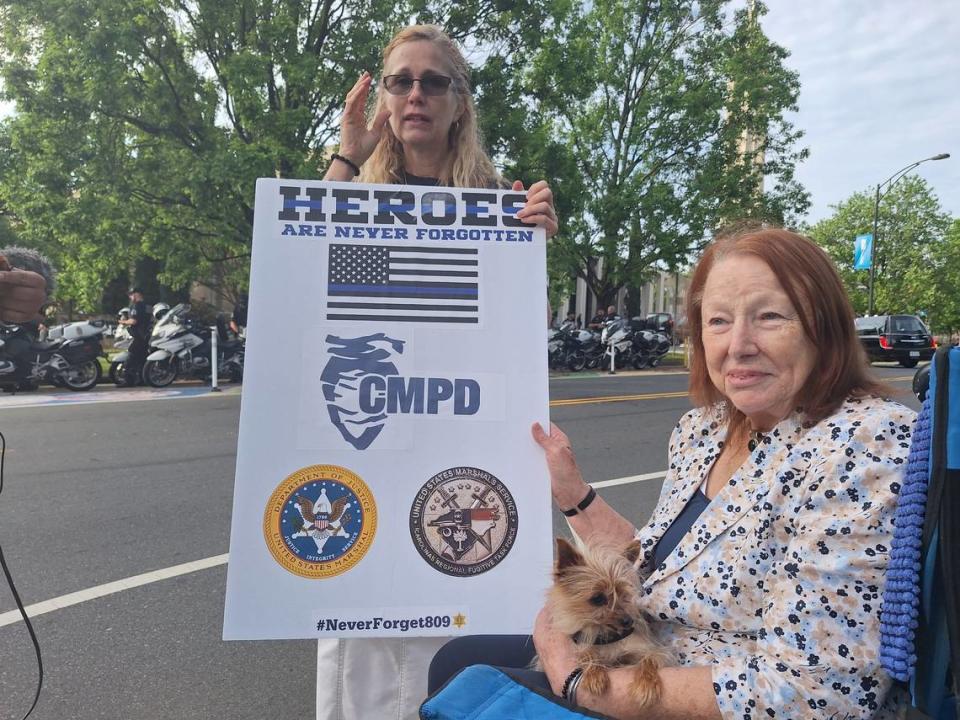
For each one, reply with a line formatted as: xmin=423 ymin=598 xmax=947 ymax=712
xmin=546 ymin=537 xmax=672 ymax=707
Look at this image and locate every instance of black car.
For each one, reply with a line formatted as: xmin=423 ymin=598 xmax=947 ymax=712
xmin=629 ymin=312 xmax=674 ymax=337
xmin=855 ymin=314 xmax=936 ymax=367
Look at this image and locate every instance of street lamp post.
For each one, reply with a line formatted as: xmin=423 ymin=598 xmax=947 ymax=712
xmin=868 ymin=153 xmax=950 ymax=315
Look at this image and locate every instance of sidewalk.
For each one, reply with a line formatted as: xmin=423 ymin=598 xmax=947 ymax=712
xmin=549 ymin=366 xmax=689 ymax=379
xmin=0 ymin=382 xmax=241 ymax=409
xmin=549 ymin=348 xmax=688 ymax=378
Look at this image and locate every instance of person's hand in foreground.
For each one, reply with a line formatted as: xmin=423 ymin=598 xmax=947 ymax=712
xmin=0 ymin=256 xmax=46 ymax=323
xmin=531 ymin=421 xmax=589 ymax=509
xmin=513 ymin=180 xmax=558 ymax=238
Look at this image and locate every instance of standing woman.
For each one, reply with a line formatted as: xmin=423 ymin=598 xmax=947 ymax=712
xmin=316 ymin=24 xmax=557 ymax=720
xmin=322 ymin=25 xmax=557 ymax=233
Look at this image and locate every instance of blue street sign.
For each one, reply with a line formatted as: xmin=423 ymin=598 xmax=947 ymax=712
xmin=854 ymin=233 xmax=873 ymax=270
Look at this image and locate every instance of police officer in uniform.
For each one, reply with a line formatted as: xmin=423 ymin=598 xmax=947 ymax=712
xmin=587 ymin=307 xmax=607 ymax=330
xmin=229 ymin=291 xmax=248 ymax=338
xmin=118 ymin=287 xmax=151 ymax=385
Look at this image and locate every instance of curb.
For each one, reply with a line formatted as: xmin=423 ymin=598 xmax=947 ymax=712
xmin=549 ymin=367 xmax=688 ymax=380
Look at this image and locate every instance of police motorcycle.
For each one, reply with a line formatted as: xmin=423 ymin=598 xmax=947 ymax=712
xmin=109 ymin=308 xmax=134 ymax=385
xmin=600 ymin=317 xmax=671 ymax=370
xmin=141 ymin=304 xmax=244 ymax=387
xmin=579 ymin=329 xmax=606 ymax=369
xmin=600 ymin=317 xmax=635 ymax=369
xmin=547 ymin=320 xmax=589 ymax=372
xmin=0 ymin=319 xmax=105 ymax=392
xmin=110 ymin=304 xmax=169 ymax=386
xmin=629 ymin=317 xmax=672 ymax=369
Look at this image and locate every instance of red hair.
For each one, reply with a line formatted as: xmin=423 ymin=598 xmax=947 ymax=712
xmin=686 ymin=226 xmax=888 ymax=430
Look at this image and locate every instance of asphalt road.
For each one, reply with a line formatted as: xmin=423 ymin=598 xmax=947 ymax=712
xmin=0 ymin=365 xmax=919 ymax=719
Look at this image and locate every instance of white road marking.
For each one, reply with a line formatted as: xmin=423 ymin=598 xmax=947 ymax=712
xmin=591 ymin=470 xmax=666 ymax=488
xmin=0 ymin=470 xmax=669 ymax=628
xmin=0 ymin=553 xmax=229 ymax=628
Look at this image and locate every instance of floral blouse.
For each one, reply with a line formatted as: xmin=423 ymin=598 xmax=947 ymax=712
xmin=634 ymin=396 xmax=915 ymax=720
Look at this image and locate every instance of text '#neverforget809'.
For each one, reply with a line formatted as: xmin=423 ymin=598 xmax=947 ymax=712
xmin=277 ymin=184 xmax=536 ymax=243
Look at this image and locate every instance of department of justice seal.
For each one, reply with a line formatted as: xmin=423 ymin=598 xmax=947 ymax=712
xmin=263 ymin=464 xmax=377 ymax=579
xmin=409 ymin=467 xmax=518 ymax=577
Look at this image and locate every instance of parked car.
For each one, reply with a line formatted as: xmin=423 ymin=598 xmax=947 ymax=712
xmin=628 ymin=312 xmax=674 ymax=337
xmin=855 ymin=314 xmax=936 ymax=367
xmin=644 ymin=312 xmax=674 ymax=338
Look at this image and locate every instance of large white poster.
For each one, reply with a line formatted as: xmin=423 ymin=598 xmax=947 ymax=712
xmin=222 ymin=179 xmax=552 ymax=640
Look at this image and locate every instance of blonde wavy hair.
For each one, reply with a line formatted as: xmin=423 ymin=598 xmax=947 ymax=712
xmin=358 ymin=25 xmax=504 ymax=189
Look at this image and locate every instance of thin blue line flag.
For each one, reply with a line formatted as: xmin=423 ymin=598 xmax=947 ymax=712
xmin=326 ymin=244 xmax=480 ymax=324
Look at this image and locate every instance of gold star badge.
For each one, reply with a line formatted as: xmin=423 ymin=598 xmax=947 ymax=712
xmin=452 ymin=613 xmax=467 ymax=629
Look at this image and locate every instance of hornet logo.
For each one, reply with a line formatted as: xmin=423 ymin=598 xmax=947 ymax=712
xmin=320 ymin=333 xmax=482 ymax=451
xmin=321 ymin=333 xmax=404 ymax=450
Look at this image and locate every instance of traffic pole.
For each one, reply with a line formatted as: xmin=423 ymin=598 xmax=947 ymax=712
xmin=210 ymin=327 xmax=221 ymax=392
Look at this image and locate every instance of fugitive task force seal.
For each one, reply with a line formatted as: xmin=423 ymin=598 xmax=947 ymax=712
xmin=409 ymin=467 xmax=518 ymax=577
xmin=263 ymin=464 xmax=377 ymax=579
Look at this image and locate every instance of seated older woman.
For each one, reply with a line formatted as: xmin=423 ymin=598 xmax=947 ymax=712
xmin=431 ymin=226 xmax=915 ymax=720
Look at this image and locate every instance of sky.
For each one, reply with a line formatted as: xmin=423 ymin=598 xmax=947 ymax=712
xmin=1 ymin=1 xmax=957 ymax=225
xmin=759 ymin=0 xmax=959 ymax=222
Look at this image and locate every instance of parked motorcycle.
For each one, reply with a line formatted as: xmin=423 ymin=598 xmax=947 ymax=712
xmin=141 ymin=304 xmax=244 ymax=387
xmin=109 ymin=310 xmax=135 ymax=385
xmin=600 ymin=318 xmax=671 ymax=370
xmin=0 ymin=320 xmax=104 ymax=392
xmin=578 ymin=329 xmax=606 ymax=369
xmin=547 ymin=322 xmax=589 ymax=371
xmin=110 ymin=304 xmax=171 ymax=386
xmin=600 ymin=318 xmax=635 ymax=370
xmin=629 ymin=317 xmax=672 ymax=369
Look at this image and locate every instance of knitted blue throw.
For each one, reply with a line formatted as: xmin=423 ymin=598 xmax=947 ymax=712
xmin=880 ymin=397 xmax=932 ymax=681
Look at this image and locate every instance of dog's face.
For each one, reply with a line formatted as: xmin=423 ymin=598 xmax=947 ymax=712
xmin=548 ymin=537 xmax=643 ymax=643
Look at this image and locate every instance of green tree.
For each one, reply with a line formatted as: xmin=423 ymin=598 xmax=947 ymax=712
xmin=930 ymin=218 xmax=960 ymax=338
xmin=807 ymin=176 xmax=953 ymax=327
xmin=500 ymin=0 xmax=808 ymax=309
xmin=0 ymin=0 xmax=555 ymax=311
xmin=0 ymin=213 xmax=19 ymax=246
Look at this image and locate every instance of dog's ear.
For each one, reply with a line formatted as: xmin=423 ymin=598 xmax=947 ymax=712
xmin=555 ymin=537 xmax=584 ymax=574
xmin=623 ymin=539 xmax=642 ymax=565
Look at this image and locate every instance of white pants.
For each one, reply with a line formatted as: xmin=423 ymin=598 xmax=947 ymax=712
xmin=316 ymin=637 xmax=448 ymax=720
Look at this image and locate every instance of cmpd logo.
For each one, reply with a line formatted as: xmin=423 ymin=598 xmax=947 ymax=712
xmin=320 ymin=333 xmax=481 ymax=451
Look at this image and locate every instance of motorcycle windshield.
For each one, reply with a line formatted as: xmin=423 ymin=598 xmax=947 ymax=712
xmin=151 ymin=304 xmax=190 ymax=337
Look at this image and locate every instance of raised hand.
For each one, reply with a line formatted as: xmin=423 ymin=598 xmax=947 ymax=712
xmin=513 ymin=179 xmax=558 ymax=238
xmin=531 ymin=422 xmax=590 ymax=509
xmin=331 ymin=71 xmax=392 ymax=176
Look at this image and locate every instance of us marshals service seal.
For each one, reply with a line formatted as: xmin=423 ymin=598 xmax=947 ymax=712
xmin=263 ymin=464 xmax=377 ymax=579
xmin=409 ymin=467 xmax=518 ymax=577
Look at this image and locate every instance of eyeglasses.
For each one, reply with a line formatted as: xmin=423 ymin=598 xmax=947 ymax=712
xmin=382 ymin=74 xmax=454 ymax=96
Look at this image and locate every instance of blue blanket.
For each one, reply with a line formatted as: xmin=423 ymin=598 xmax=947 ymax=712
xmin=420 ymin=665 xmax=611 ymax=720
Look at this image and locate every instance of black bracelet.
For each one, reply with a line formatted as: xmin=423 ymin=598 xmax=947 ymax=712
xmin=561 ymin=486 xmax=597 ymax=517
xmin=331 ymin=152 xmax=360 ymax=177
xmin=560 ymin=667 xmax=583 ymax=700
